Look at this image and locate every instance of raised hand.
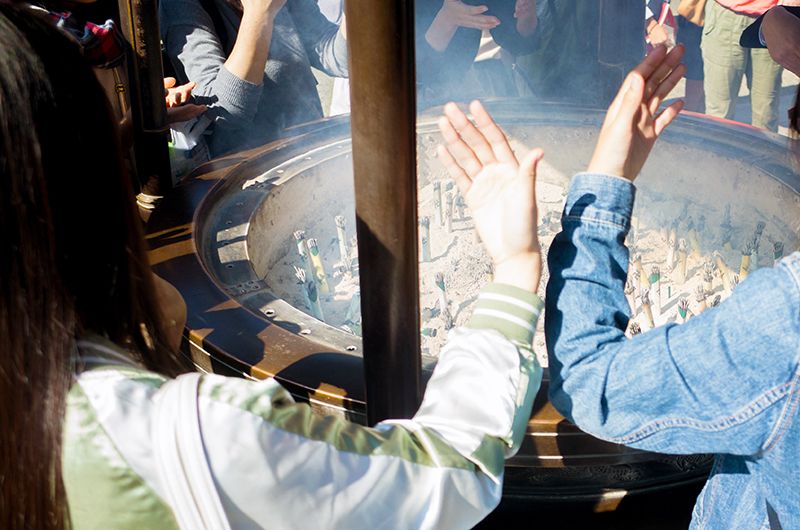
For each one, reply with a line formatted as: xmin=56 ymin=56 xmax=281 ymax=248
xmin=587 ymin=44 xmax=686 ymax=181
xmin=426 ymin=0 xmax=500 ymax=52
xmin=437 ymin=101 xmax=542 ymax=293
xmin=439 ymin=0 xmax=500 ymax=30
xmin=514 ymin=0 xmax=537 ymax=36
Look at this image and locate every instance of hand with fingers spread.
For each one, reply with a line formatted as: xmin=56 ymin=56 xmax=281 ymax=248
xmin=587 ymin=44 xmax=686 ymax=181
xmin=437 ymin=100 xmax=542 ymax=293
xmin=426 ymin=0 xmax=501 ymax=52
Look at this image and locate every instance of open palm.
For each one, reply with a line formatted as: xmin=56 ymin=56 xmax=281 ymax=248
xmin=437 ymin=101 xmax=542 ymax=289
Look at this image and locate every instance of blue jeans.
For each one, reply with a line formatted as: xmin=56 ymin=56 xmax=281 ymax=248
xmin=545 ymin=173 xmax=800 ymax=529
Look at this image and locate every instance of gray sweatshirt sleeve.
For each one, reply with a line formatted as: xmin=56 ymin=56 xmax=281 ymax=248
xmin=287 ymin=0 xmax=349 ymax=78
xmin=160 ymin=0 xmax=263 ymax=130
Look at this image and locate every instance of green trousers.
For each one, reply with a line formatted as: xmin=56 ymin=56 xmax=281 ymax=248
xmin=701 ymin=0 xmax=783 ymax=131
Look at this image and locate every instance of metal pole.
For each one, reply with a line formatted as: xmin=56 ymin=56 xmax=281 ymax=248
xmin=344 ymin=0 xmax=422 ymax=424
xmin=118 ymin=0 xmax=172 ymax=198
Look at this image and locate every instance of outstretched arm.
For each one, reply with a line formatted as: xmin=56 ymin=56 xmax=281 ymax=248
xmin=187 ymin=99 xmax=547 ymax=529
xmin=546 ymin=45 xmax=800 ymax=456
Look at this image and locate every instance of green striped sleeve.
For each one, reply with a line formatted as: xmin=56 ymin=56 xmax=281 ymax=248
xmin=467 ymin=283 xmax=543 ymax=352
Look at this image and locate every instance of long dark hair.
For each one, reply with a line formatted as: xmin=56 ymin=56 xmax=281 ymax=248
xmin=0 ymin=5 xmax=191 ymax=529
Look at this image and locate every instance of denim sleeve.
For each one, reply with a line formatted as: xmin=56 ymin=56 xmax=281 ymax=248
xmin=545 ymin=173 xmax=800 ymax=456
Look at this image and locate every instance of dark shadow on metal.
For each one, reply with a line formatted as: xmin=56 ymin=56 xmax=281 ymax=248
xmin=344 ymin=0 xmax=422 ymax=425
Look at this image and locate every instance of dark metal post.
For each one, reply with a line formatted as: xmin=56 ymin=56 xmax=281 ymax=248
xmin=344 ymin=0 xmax=422 ymax=424
xmin=118 ymin=0 xmax=172 ymax=197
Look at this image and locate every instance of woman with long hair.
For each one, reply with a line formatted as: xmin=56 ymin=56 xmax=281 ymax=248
xmin=0 ymin=4 xmax=192 ymax=528
xmin=0 ymin=5 xmax=545 ymax=528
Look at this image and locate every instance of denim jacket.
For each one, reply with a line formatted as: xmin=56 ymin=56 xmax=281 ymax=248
xmin=545 ymin=173 xmax=800 ymax=530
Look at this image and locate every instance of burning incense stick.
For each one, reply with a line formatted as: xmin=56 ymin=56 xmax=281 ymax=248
xmin=640 ymin=288 xmax=655 ymax=329
xmin=694 ymin=284 xmax=707 ymax=314
xmin=649 ymin=265 xmax=662 ymax=316
xmin=435 ymin=272 xmax=453 ymax=329
xmin=306 ymin=238 xmax=330 ymax=295
xmin=445 ymin=192 xmax=454 ymax=234
xmin=433 ymin=181 xmax=443 ymax=227
xmin=294 ymin=266 xmax=324 ymax=321
xmin=678 ymin=297 xmax=691 ymax=323
xmin=676 ymin=239 xmax=688 ymax=284
xmin=625 ymin=280 xmax=637 ymax=314
xmin=335 ymin=215 xmax=351 ymax=272
xmin=420 ymin=216 xmax=431 ymax=262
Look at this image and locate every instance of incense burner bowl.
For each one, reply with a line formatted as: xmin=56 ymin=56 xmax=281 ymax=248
xmin=147 ymin=100 xmax=800 ymax=504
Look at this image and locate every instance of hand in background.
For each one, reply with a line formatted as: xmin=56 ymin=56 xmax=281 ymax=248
xmin=437 ymin=101 xmax=542 ymax=293
xmin=426 ymin=0 xmax=500 ymax=52
xmin=587 ymin=44 xmax=685 ymax=181
xmin=647 ymin=22 xmax=673 ymax=47
xmin=163 ymin=77 xmax=207 ymax=124
xmin=514 ymin=0 xmax=537 ymax=36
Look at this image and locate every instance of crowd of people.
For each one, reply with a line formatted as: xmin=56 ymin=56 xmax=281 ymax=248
xmin=0 ymin=0 xmax=799 ymax=529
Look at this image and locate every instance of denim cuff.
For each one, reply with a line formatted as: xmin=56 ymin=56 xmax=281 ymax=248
xmin=563 ymin=173 xmax=637 ymax=230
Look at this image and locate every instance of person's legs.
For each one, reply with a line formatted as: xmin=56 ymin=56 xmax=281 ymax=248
xmin=747 ymin=47 xmax=783 ymax=131
xmin=701 ymin=1 xmax=746 ymax=120
xmin=677 ymin=15 xmax=705 ymax=113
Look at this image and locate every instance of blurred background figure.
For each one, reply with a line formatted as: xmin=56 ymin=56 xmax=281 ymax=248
xmin=513 ymin=1 xmax=644 ymax=107
xmin=672 ymin=0 xmax=707 ymax=112
xmin=160 ymin=0 xmax=348 ymax=157
xmin=415 ymin=0 xmax=539 ymax=107
xmin=701 ymin=0 xmax=783 ymax=131
xmin=318 ymin=0 xmax=350 ymax=115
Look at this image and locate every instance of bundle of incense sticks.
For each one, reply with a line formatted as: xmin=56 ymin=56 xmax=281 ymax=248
xmin=306 ymin=238 xmax=330 ymax=294
xmin=334 ymin=215 xmax=351 ymax=272
xmin=703 ymin=257 xmax=715 ymax=293
xmin=774 ymin=241 xmax=785 ymax=265
xmin=626 ymin=319 xmax=642 ymax=337
xmin=640 ymin=288 xmax=655 ymax=329
xmin=720 ymin=205 xmax=733 ymax=250
xmin=433 ymin=181 xmax=443 ymax=227
xmin=739 ymin=242 xmax=752 ymax=280
xmin=445 ymin=192 xmax=454 ymax=234
xmin=666 ymin=226 xmax=677 ymax=271
xmin=649 ymin=265 xmax=662 ymax=317
xmin=687 ymin=218 xmax=701 ymax=257
xmin=294 ymin=266 xmax=324 ymax=321
xmin=694 ymin=284 xmax=707 ymax=314
xmin=420 ymin=216 xmax=431 ymax=262
xmin=676 ymin=239 xmax=688 ymax=284
xmin=293 ymin=230 xmax=317 ymax=285
xmin=625 ymin=280 xmax=637 ymax=314
xmin=677 ymin=297 xmax=691 ymax=323
xmin=435 ymin=272 xmax=453 ymax=329
xmin=714 ymin=251 xmax=734 ymax=292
